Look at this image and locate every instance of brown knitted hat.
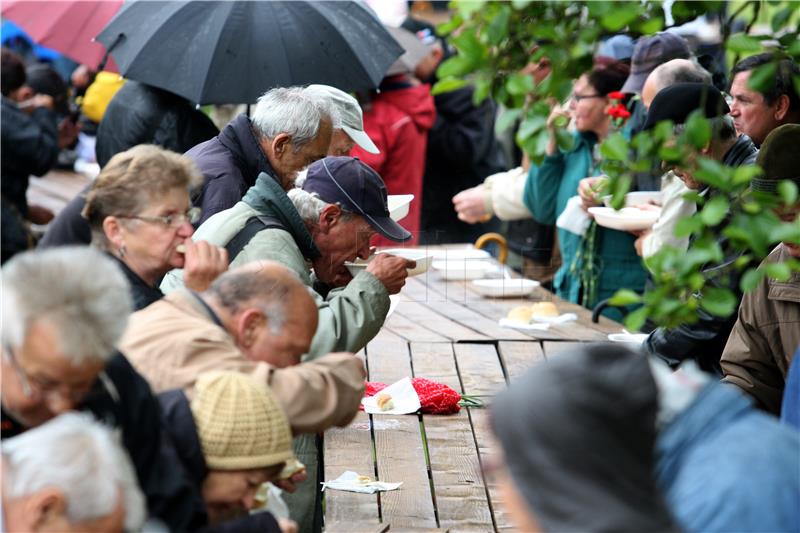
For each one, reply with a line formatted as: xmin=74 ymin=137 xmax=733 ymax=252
xmin=191 ymin=372 xmax=296 ymax=470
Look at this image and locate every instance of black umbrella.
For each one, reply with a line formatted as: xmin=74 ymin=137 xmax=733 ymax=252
xmin=96 ymin=0 xmax=403 ymax=104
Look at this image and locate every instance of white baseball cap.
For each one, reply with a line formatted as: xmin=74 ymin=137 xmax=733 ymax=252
xmin=304 ymin=84 xmax=380 ymax=154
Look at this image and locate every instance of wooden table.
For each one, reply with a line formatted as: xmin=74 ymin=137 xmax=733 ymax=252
xmin=323 ymin=246 xmax=622 ymax=532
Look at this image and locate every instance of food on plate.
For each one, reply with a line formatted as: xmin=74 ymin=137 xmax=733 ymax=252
xmin=531 ymin=301 xmax=559 ymax=318
xmin=507 ymin=305 xmax=534 ymax=324
xmin=278 ymin=458 xmax=306 ymax=480
xmin=376 ymin=393 xmax=394 ymax=411
xmin=357 ymin=475 xmax=372 ymax=485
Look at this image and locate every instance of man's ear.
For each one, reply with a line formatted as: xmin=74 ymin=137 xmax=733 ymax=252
xmin=26 ymin=488 xmax=67 ymax=531
xmin=317 ymin=204 xmax=342 ymax=234
xmin=102 ymin=216 xmax=125 ymax=250
xmin=235 ymin=308 xmax=265 ymax=349
xmin=271 ymin=133 xmax=292 ymax=158
xmin=774 ymin=94 xmax=791 ymax=121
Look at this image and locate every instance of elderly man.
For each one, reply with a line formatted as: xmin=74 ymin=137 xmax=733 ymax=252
xmin=1 ymin=247 xmax=202 ymax=531
xmin=162 ymin=156 xmax=414 ymax=360
xmin=2 ymin=412 xmax=146 ymax=533
xmin=721 ymin=124 xmax=800 ymax=415
xmin=303 ymin=84 xmax=380 ymax=157
xmin=122 ymin=261 xmax=365 ymax=533
xmin=641 ymin=83 xmax=758 ymax=373
xmin=729 ymin=53 xmax=800 ymax=146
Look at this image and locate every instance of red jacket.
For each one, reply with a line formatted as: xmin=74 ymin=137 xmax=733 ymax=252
xmin=352 ymin=80 xmax=436 ymax=246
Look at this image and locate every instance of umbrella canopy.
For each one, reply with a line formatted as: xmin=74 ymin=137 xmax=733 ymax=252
xmin=1 ymin=0 xmax=122 ymax=70
xmin=96 ymin=0 xmax=404 ymax=105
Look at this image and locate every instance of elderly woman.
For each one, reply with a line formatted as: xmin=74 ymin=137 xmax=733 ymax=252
xmin=523 ymin=60 xmax=648 ymax=313
xmin=159 ymin=371 xmax=299 ymax=533
xmin=82 ymin=145 xmax=228 ymax=310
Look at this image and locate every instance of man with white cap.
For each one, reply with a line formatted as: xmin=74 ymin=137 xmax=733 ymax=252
xmin=303 ymin=84 xmax=380 ymax=156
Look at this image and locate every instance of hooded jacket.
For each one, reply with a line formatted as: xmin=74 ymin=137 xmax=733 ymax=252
xmin=161 ymin=171 xmax=389 ymax=360
xmin=351 ymin=78 xmax=436 ymax=246
xmin=490 ymin=344 xmax=677 ymax=532
xmin=187 ymin=114 xmax=276 ymax=225
xmin=721 ymin=243 xmax=800 ymax=414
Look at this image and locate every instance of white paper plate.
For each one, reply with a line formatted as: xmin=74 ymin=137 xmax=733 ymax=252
xmin=588 ymin=207 xmax=661 ymax=232
xmin=387 ymin=194 xmax=414 ymax=221
xmin=345 ymin=250 xmax=433 ymax=277
xmin=607 ymin=333 xmax=648 ymax=344
xmin=602 ymin=191 xmax=663 ymax=208
xmin=386 ymin=294 xmax=400 ymax=318
xmin=430 ymin=247 xmax=491 ymax=261
xmin=472 ymin=278 xmax=541 ymax=297
xmin=432 ymin=260 xmax=496 ymax=280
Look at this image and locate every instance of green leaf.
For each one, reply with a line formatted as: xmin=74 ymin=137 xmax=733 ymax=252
xmin=451 ymin=30 xmax=487 ymax=64
xmin=658 ymin=145 xmax=682 ymax=162
xmin=436 ymin=13 xmax=463 ymax=35
xmin=747 ymin=62 xmax=778 ymax=94
xmin=674 ymin=215 xmax=702 ymax=237
xmin=601 ymin=3 xmax=639 ymax=31
xmin=764 ymin=262 xmax=792 ymax=281
xmin=472 ymin=76 xmax=492 ymax=105
xmin=638 ymin=16 xmax=664 ymax=34
xmin=599 ymin=133 xmax=629 ymax=161
xmin=505 ymin=73 xmax=534 ymax=95
xmin=555 ymin=128 xmax=574 ymax=151
xmin=510 ymin=0 xmax=532 ymax=9
xmin=623 ymin=306 xmax=649 ymax=332
xmin=739 ymin=268 xmax=764 ymax=292
xmin=732 ymin=164 xmax=763 ymax=186
xmin=436 ymin=55 xmax=474 ymax=79
xmin=700 ymin=195 xmax=729 ymax=226
xmin=456 ymin=0 xmax=487 ymax=18
xmin=515 ymin=114 xmax=546 ymax=140
xmin=486 ymin=6 xmax=511 ymax=44
xmin=700 ymin=287 xmax=738 ymax=317
xmin=778 ymin=180 xmax=799 ymax=205
xmin=496 ymin=108 xmax=523 ymax=134
xmin=726 ymin=33 xmax=763 ymax=54
xmin=684 ymin=110 xmax=711 ymax=149
xmin=770 ymin=220 xmax=800 ymax=244
xmin=693 ymin=158 xmax=728 ymax=190
xmin=772 ymin=7 xmax=793 ymax=32
xmin=431 ymin=77 xmax=469 ymax=95
xmin=608 ymin=289 xmax=642 ymax=306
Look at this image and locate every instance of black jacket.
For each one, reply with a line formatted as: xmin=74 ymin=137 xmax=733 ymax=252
xmin=1 ymin=353 xmax=204 ymax=532
xmin=37 ymin=183 xmax=93 ymax=248
xmin=159 ymin=389 xmax=282 ymax=533
xmin=645 ymin=135 xmax=759 ymax=373
xmin=96 ymin=81 xmax=218 ymax=168
xmin=419 ymin=86 xmax=506 ymax=244
xmin=1 ymin=96 xmax=59 ymax=216
xmin=113 ymin=254 xmax=165 ymax=311
xmin=187 ymin=114 xmax=279 ymax=225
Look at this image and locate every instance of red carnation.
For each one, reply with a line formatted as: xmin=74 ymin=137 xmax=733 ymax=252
xmin=607 ymin=91 xmax=625 ymax=100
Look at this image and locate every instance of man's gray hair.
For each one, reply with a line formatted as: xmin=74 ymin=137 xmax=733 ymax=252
xmin=651 ymin=58 xmax=712 ymax=94
xmin=2 ymin=412 xmax=146 ymax=530
xmin=287 ymin=187 xmax=353 ymax=224
xmin=1 ymin=247 xmax=132 ymax=364
xmin=252 ymin=86 xmax=334 ymax=149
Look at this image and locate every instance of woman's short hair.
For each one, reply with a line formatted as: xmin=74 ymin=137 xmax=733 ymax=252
xmin=588 ymin=59 xmax=631 ymax=96
xmin=82 ymin=144 xmax=203 ymax=248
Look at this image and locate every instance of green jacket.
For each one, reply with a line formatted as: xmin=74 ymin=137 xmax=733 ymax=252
xmin=522 ymin=131 xmax=647 ymax=308
xmin=162 ymin=172 xmax=389 ymax=360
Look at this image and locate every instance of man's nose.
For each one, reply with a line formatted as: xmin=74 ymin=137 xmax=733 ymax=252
xmin=45 ymin=392 xmax=76 ymax=416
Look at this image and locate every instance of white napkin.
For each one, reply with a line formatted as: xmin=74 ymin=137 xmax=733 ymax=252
xmin=556 ymin=196 xmax=591 ymax=236
xmin=499 ymin=319 xmax=551 ymax=331
xmin=532 ymin=313 xmax=578 ymax=324
xmin=321 ymin=471 xmax=403 ymax=494
xmin=361 ymin=377 xmax=421 ymax=415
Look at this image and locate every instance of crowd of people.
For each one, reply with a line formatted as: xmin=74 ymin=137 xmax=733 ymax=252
xmin=1 ymin=5 xmax=799 ymax=533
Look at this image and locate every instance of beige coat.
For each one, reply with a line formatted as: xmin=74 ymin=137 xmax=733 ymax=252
xmin=721 ymin=243 xmax=800 ymax=414
xmin=119 ymin=290 xmax=365 ymax=434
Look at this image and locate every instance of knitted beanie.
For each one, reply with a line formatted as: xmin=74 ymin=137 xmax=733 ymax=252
xmin=190 ymin=372 xmax=296 ymax=470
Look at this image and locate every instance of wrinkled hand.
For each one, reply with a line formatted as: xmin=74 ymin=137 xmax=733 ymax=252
xmin=366 ymin=253 xmax=415 ymax=295
xmin=19 ymin=94 xmax=54 ymax=113
xmin=453 ymin=186 xmax=491 ymax=224
xmin=274 ymin=470 xmax=308 ymax=493
xmin=278 ymin=518 xmax=299 ymax=533
xmin=578 ymin=176 xmax=606 ymax=211
xmin=182 ymin=240 xmax=229 ymax=292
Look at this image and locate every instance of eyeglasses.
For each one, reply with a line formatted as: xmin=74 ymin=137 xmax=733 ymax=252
xmin=571 ymin=93 xmax=604 ymax=102
xmin=118 ymin=207 xmax=201 ymax=227
xmin=3 ymin=344 xmax=107 ymax=404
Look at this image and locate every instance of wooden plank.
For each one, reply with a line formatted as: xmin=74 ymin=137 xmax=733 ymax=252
xmin=367 ymin=331 xmax=437 ymax=529
xmin=453 ymin=343 xmax=507 ymax=397
xmin=469 ymin=410 xmax=515 ymax=531
xmin=383 ymin=312 xmax=450 ymax=343
xmin=410 ymin=343 xmax=494 ymax=530
xmin=497 ymin=341 xmax=546 ymax=383
xmin=542 ymin=341 xmax=589 ymax=358
xmin=395 ymin=301 xmax=489 ymax=342
xmin=324 ymin=522 xmax=389 ymax=533
xmin=323 ymin=411 xmax=380 ymax=525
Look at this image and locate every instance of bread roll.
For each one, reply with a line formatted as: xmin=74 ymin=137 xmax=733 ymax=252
xmin=531 ymin=301 xmax=559 ymax=318
xmin=507 ymin=305 xmax=533 ymax=323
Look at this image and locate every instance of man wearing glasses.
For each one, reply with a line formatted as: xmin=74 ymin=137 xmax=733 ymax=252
xmin=1 ymin=247 xmax=202 ymax=531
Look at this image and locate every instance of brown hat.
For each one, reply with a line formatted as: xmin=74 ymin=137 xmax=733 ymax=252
xmin=191 ymin=372 xmax=296 ymax=470
xmin=751 ymin=124 xmax=800 ymax=194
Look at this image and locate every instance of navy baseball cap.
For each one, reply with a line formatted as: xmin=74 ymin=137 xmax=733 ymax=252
xmin=303 ymin=157 xmax=412 ymax=242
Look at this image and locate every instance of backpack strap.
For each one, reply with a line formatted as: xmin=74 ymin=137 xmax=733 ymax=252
xmin=225 ymin=215 xmax=285 ymax=262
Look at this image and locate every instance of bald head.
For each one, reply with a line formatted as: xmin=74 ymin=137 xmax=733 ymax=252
xmin=642 ymin=59 xmax=712 ymax=109
xmin=205 ymin=261 xmax=318 ymax=366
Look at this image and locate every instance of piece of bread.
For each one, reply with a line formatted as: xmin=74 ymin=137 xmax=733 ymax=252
xmin=530 ymin=301 xmax=559 ymax=318
xmin=507 ymin=305 xmax=533 ymax=323
xmin=279 ymin=458 xmax=306 ymax=480
xmin=376 ymin=393 xmax=394 ymax=411
xmin=357 ymin=475 xmax=372 ymax=484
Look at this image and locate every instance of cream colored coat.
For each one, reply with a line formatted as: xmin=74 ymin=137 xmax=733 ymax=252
xmin=119 ymin=290 xmax=365 ymax=435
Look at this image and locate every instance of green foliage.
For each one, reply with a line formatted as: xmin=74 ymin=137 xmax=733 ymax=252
xmin=440 ymin=0 xmax=800 ymax=330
